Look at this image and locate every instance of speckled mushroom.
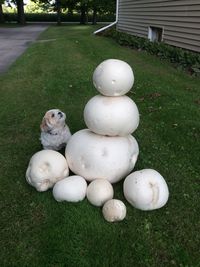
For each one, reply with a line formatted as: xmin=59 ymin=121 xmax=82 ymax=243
xmin=102 ymin=199 xmax=127 ymax=222
xmin=93 ymin=59 xmax=134 ymax=96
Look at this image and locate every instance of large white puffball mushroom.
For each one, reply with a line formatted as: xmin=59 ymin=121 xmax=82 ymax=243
xmin=53 ymin=175 xmax=87 ymax=202
xmin=84 ymin=95 xmax=139 ymax=136
xmin=93 ymin=59 xmax=134 ymax=96
xmin=65 ymin=129 xmax=139 ymax=183
xmin=123 ymin=169 xmax=169 ymax=211
xmin=102 ymin=199 xmax=127 ymax=222
xmin=26 ymin=150 xmax=69 ymax=192
xmin=86 ymin=179 xmax=114 ymax=206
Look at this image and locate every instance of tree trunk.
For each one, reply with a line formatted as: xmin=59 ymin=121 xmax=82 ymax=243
xmin=80 ymin=4 xmax=87 ymax=24
xmin=85 ymin=9 xmax=88 ymax=24
xmin=0 ymin=3 xmax=5 ymax=23
xmin=68 ymin=7 xmax=73 ymax=16
xmin=56 ymin=0 xmax=61 ymax=26
xmin=92 ymin=8 xmax=97 ymax=25
xmin=16 ymin=0 xmax=25 ymax=25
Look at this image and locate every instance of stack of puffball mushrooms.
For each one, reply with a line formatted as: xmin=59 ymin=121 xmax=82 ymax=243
xmin=26 ymin=59 xmax=169 ymax=223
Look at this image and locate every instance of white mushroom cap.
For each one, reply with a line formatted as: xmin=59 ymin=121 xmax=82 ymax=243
xmin=53 ymin=175 xmax=87 ymax=202
xmin=123 ymin=169 xmax=169 ymax=210
xmin=65 ymin=129 xmax=139 ymax=183
xmin=84 ymin=95 xmax=139 ymax=136
xmin=86 ymin=179 xmax=114 ymax=206
xmin=26 ymin=150 xmax=69 ymax=192
xmin=102 ymin=199 xmax=127 ymax=222
xmin=93 ymin=59 xmax=134 ymax=96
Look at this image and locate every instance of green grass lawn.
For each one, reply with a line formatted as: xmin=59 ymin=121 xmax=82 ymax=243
xmin=0 ymin=25 xmax=200 ymax=267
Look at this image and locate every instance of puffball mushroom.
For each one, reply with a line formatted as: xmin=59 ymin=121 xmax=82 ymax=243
xmin=84 ymin=95 xmax=139 ymax=136
xmin=123 ymin=169 xmax=169 ymax=211
xmin=93 ymin=59 xmax=134 ymax=96
xmin=26 ymin=150 xmax=69 ymax=192
xmin=53 ymin=175 xmax=87 ymax=202
xmin=86 ymin=179 xmax=114 ymax=206
xmin=65 ymin=129 xmax=139 ymax=183
xmin=102 ymin=199 xmax=127 ymax=222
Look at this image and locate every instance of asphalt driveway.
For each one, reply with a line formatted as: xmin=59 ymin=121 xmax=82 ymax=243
xmin=0 ymin=25 xmax=48 ymax=73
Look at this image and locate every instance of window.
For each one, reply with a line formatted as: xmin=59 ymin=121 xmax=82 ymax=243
xmin=148 ymin=26 xmax=163 ymax=42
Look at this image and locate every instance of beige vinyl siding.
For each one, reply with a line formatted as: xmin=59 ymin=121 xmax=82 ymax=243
xmin=117 ymin=0 xmax=200 ymax=52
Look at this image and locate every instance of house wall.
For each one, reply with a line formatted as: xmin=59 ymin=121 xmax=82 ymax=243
xmin=117 ymin=0 xmax=200 ymax=52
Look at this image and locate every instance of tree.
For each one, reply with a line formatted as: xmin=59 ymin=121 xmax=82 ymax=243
xmin=33 ymin=0 xmax=64 ymax=25
xmin=56 ymin=0 xmax=61 ymax=25
xmin=63 ymin=0 xmax=76 ymax=15
xmin=26 ymin=0 xmax=115 ymax=25
xmin=91 ymin=0 xmax=101 ymax=25
xmin=5 ymin=0 xmax=26 ymax=24
xmin=0 ymin=0 xmax=5 ymax=23
xmin=30 ymin=0 xmax=53 ymax=13
xmin=90 ymin=0 xmax=115 ymax=25
xmin=16 ymin=0 xmax=25 ymax=24
xmin=80 ymin=2 xmax=87 ymax=24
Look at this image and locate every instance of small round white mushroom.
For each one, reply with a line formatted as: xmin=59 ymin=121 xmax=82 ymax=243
xmin=53 ymin=175 xmax=87 ymax=202
xmin=84 ymin=95 xmax=139 ymax=136
xmin=102 ymin=199 xmax=127 ymax=222
xmin=123 ymin=169 xmax=169 ymax=210
xmin=26 ymin=150 xmax=69 ymax=192
xmin=93 ymin=59 xmax=134 ymax=96
xmin=86 ymin=179 xmax=114 ymax=206
xmin=65 ymin=129 xmax=139 ymax=183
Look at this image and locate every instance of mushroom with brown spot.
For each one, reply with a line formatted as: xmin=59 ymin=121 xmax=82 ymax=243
xmin=123 ymin=169 xmax=169 ymax=210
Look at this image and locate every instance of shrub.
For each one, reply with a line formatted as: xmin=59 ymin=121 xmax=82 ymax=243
xmin=4 ymin=13 xmax=115 ymax=23
xmin=102 ymin=28 xmax=200 ymax=76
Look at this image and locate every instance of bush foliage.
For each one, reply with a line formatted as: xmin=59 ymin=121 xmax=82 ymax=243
xmin=102 ymin=28 xmax=200 ymax=76
xmin=4 ymin=12 xmax=115 ymax=23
